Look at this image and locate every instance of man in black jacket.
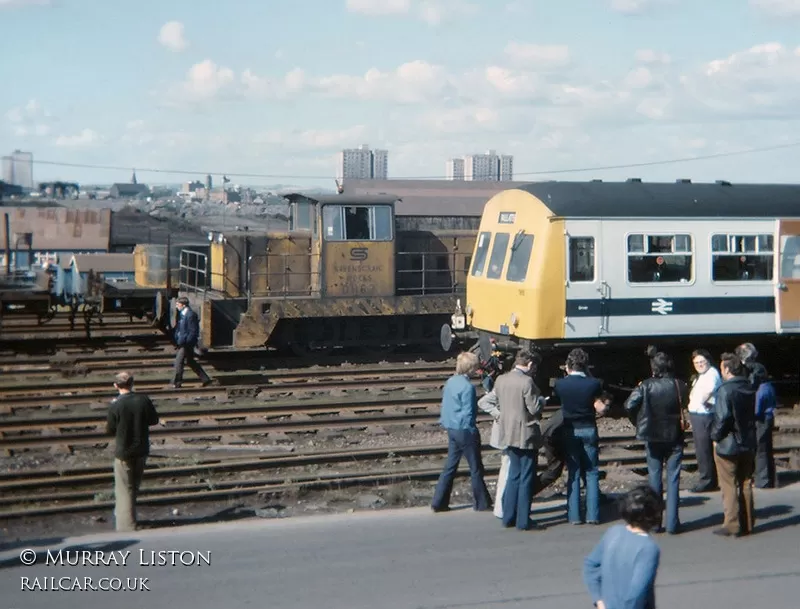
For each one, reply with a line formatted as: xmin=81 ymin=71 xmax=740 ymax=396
xmin=107 ymin=372 xmax=159 ymax=531
xmin=171 ymin=297 xmax=212 ymax=388
xmin=711 ymin=352 xmax=758 ymax=537
xmin=624 ymin=352 xmax=689 ymax=535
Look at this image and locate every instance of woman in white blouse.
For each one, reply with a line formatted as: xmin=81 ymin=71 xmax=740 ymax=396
xmin=687 ymin=349 xmax=722 ymax=492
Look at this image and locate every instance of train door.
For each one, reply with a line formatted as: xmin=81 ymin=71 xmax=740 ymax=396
xmin=564 ymin=221 xmax=605 ymax=338
xmin=776 ymin=219 xmax=800 ymax=332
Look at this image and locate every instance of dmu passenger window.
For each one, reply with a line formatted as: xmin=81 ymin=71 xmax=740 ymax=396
xmin=322 ymin=205 xmax=393 ymax=241
xmin=486 ymin=233 xmax=510 ymax=279
xmin=627 ymin=233 xmax=692 ymax=283
xmin=569 ymin=237 xmax=595 ymax=282
xmin=506 ymin=233 xmax=534 ymax=282
xmin=470 ymin=232 xmax=492 ymax=277
xmin=711 ymin=234 xmax=774 ymax=281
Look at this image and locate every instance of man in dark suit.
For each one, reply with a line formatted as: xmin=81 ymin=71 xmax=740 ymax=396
xmin=171 ymin=297 xmax=212 ymax=388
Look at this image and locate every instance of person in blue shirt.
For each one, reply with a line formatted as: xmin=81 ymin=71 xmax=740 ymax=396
xmin=583 ymin=485 xmax=663 ymax=609
xmin=754 ymin=377 xmax=776 ymax=488
xmin=431 ymin=351 xmax=493 ymax=513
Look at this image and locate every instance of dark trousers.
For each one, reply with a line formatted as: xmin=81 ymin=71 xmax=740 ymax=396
xmin=536 ymin=444 xmax=564 ymax=492
xmin=689 ymin=413 xmax=717 ymax=490
xmin=431 ymin=428 xmax=491 ymax=511
xmin=502 ymin=447 xmax=537 ymax=530
xmin=755 ymin=418 xmax=775 ymax=488
xmin=646 ymin=441 xmax=683 ymax=533
xmin=172 ymin=345 xmax=210 ymax=386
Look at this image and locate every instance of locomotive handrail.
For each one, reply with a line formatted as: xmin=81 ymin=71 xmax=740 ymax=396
xmin=395 ymin=250 xmax=469 ymax=295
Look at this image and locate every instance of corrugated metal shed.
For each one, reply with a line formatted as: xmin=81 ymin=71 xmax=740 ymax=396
xmin=340 ymin=179 xmax=528 ymax=217
xmin=1 ymin=206 xmax=111 ymax=251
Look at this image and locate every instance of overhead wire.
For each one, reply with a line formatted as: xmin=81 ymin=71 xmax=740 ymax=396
xmin=22 ymin=140 xmax=800 ymax=182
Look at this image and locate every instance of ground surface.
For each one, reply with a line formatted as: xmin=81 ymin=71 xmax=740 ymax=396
xmin=1 ymin=480 xmax=799 ymax=609
xmin=4 ymin=409 xmax=797 ymax=542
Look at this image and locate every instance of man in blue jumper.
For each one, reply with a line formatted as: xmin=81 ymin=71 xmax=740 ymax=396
xmin=171 ymin=297 xmax=213 ymax=388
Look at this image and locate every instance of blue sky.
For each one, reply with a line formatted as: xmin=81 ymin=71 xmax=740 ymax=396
xmin=2 ymin=0 xmax=800 ymax=188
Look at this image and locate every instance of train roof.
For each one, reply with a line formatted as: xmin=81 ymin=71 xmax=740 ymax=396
xmin=515 ymin=181 xmax=800 ymax=218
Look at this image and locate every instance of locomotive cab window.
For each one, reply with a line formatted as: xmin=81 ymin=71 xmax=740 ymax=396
xmin=470 ymin=231 xmax=492 ymax=277
xmin=627 ymin=233 xmax=693 ymax=284
xmin=506 ymin=232 xmax=534 ymax=283
xmin=486 ymin=233 xmax=510 ymax=280
xmin=569 ymin=237 xmax=595 ymax=282
xmin=711 ymin=234 xmax=774 ymax=281
xmin=322 ymin=205 xmax=393 ymax=241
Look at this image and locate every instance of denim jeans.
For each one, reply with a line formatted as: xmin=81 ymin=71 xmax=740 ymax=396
xmin=431 ymin=428 xmax=491 ymax=511
xmin=501 ymin=447 xmax=537 ymax=530
xmin=645 ymin=441 xmax=683 ymax=533
xmin=564 ymin=425 xmax=600 ymax=523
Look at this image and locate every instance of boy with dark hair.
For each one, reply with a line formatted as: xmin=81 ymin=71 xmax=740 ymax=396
xmin=583 ymin=485 xmax=663 ymax=609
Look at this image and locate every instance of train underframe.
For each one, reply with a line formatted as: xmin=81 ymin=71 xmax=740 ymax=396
xmin=469 ymin=330 xmax=800 ymax=403
xmin=196 ymin=293 xmax=466 ymax=356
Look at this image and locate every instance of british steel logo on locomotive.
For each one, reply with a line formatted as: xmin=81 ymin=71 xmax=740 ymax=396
xmin=349 ymin=247 xmax=368 ymax=261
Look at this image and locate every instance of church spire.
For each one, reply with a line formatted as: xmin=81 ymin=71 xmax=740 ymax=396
xmin=131 ymin=169 xmax=137 ymax=184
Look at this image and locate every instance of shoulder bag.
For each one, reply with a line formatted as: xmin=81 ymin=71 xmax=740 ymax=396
xmin=675 ymin=379 xmax=690 ymax=432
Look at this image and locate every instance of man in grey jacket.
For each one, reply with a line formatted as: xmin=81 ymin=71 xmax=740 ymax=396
xmin=711 ymin=352 xmax=758 ymax=537
xmin=479 ymin=350 xmax=544 ymax=531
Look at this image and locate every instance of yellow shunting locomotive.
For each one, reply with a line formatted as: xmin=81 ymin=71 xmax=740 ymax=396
xmin=135 ymin=193 xmax=476 ymax=355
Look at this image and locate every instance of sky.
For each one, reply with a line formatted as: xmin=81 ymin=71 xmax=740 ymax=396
xmin=2 ymin=0 xmax=800 ymax=188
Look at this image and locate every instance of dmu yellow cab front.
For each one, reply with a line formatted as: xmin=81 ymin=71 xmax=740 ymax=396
xmin=462 ymin=188 xmax=566 ymax=343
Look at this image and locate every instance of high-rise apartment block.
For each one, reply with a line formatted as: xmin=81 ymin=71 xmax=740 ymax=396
xmin=2 ymin=150 xmax=34 ymax=189
xmin=338 ymin=144 xmax=388 ymax=180
xmin=446 ymin=158 xmax=465 ymax=180
xmin=446 ymin=150 xmax=513 ymax=181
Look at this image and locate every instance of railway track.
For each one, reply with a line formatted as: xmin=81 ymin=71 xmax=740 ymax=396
xmin=2 ymin=439 xmax=798 ymax=519
xmin=0 ymin=363 xmax=455 ymax=407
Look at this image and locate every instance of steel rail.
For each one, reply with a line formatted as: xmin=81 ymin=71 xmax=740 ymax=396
xmin=2 ymin=445 xmax=798 ymax=519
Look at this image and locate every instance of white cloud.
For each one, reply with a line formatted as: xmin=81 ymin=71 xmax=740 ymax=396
xmin=0 ymin=0 xmax=50 ymax=7
xmin=345 ymin=0 xmax=476 ymax=25
xmin=316 ymin=60 xmax=453 ymax=103
xmin=180 ymin=59 xmax=235 ymax=98
xmin=623 ymin=67 xmax=654 ymax=89
xmin=418 ymin=106 xmax=500 ymax=135
xmin=680 ymin=42 xmax=800 ymax=118
xmin=255 ymin=126 xmax=369 ymax=150
xmin=55 ymin=128 xmax=101 ymax=148
xmin=610 ymin=0 xmax=670 ymax=14
xmin=346 ymin=0 xmax=411 ymax=15
xmin=750 ymin=0 xmax=800 ymax=17
xmin=158 ymin=21 xmax=188 ymax=52
xmin=241 ymin=67 xmax=307 ymax=99
xmin=635 ymin=49 xmax=671 ymax=65
xmin=5 ymin=98 xmax=52 ymax=138
xmin=504 ymin=42 xmax=571 ymax=69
